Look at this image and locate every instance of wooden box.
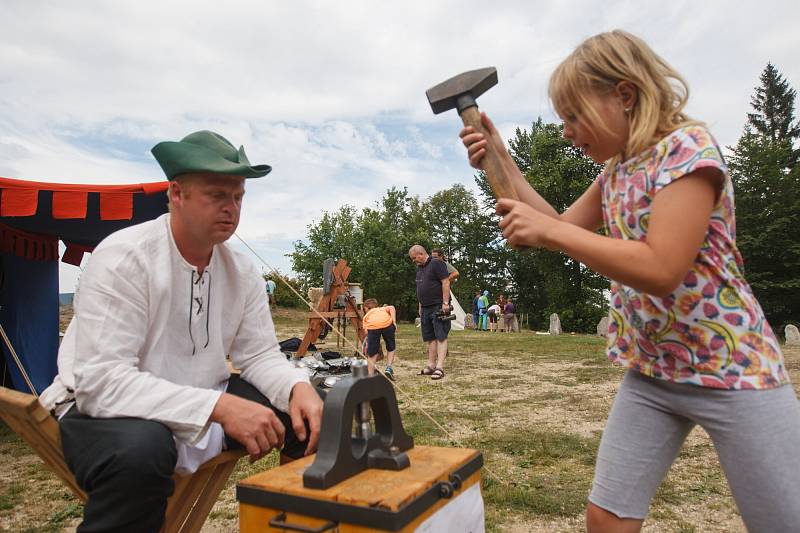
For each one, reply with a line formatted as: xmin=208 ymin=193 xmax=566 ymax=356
xmin=238 ymin=445 xmax=483 ymax=532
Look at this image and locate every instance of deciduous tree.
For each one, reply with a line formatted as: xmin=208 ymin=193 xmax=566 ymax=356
xmin=476 ymin=118 xmax=608 ymax=331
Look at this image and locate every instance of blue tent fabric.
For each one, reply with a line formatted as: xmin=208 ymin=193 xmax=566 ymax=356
xmin=0 ymin=178 xmax=168 ymax=392
xmin=0 ymin=252 xmax=59 ymax=394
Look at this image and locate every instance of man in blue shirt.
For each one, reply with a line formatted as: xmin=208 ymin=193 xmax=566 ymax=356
xmin=470 ymin=291 xmax=481 ymax=330
xmin=265 ymin=277 xmax=277 ymax=309
xmin=409 ymin=245 xmax=450 ymax=380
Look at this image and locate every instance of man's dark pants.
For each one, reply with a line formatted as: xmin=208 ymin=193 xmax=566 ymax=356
xmin=420 ymin=304 xmax=450 ymax=342
xmin=59 ymin=375 xmax=315 ymax=533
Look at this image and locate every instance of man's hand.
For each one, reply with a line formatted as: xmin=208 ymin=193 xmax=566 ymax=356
xmin=289 ymin=382 xmax=324 ymax=456
xmin=210 ymin=393 xmax=285 ymax=462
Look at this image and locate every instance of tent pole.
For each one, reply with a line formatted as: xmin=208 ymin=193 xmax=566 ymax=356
xmin=0 ymin=322 xmax=38 ymax=396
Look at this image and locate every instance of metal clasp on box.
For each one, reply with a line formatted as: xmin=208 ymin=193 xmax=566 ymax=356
xmin=268 ymin=511 xmax=338 ymax=532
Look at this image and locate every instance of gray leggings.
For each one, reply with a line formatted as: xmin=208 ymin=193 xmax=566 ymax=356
xmin=590 ymin=370 xmax=800 ymax=531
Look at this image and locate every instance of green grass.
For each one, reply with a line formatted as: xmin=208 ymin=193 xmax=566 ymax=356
xmin=474 ymin=429 xmax=599 ymax=519
xmin=383 ymin=323 xmax=755 ymax=530
xmin=227 ymin=449 xmax=282 ymax=490
xmin=0 ymin=419 xmax=32 ymax=458
xmin=477 ymin=429 xmax=599 ymax=468
xmin=15 ymin=502 xmax=83 ymax=533
xmin=385 ymin=324 xmax=612 ymax=526
xmin=0 ymin=482 xmax=24 ymax=511
xmin=46 ymin=503 xmax=83 ymax=528
xmin=5 ymin=311 xmax=782 ymax=532
xmin=0 ymin=419 xmax=14 ymax=441
xmin=482 ymin=472 xmax=590 ymax=518
xmin=208 ymin=508 xmax=238 ymax=520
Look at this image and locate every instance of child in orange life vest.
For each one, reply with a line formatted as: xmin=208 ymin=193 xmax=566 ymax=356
xmin=362 ymin=298 xmax=397 ymax=380
xmin=460 ymin=30 xmax=800 ymax=532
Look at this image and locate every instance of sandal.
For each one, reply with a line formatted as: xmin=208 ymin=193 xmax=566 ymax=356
xmin=419 ymin=366 xmax=434 ymax=376
xmin=430 ymin=368 xmax=445 ymax=380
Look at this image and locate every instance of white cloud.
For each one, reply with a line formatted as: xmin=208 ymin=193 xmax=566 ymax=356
xmin=3 ymin=0 xmax=800 ymax=290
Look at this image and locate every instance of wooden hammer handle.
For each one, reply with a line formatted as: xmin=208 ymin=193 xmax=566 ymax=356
xmin=459 ymin=106 xmax=519 ymax=201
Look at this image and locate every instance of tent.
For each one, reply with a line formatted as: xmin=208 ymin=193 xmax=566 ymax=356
xmin=0 ymin=176 xmax=169 ymax=393
xmin=415 ymin=290 xmax=467 ymax=331
xmin=449 ymin=291 xmax=466 ymax=331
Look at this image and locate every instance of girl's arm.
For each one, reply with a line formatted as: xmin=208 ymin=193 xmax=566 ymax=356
xmin=561 ymin=179 xmax=604 ymax=230
xmin=460 ymin=112 xmax=604 ymax=232
xmin=497 ymin=169 xmax=720 ymax=297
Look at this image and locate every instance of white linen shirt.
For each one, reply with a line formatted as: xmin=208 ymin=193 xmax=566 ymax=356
xmin=40 ymin=214 xmax=309 ymax=447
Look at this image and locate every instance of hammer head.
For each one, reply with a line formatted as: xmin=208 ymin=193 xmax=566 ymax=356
xmin=426 ymin=67 xmax=498 ymax=115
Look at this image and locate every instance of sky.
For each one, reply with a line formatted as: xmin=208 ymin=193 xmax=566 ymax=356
xmin=1 ymin=0 xmax=798 ymax=292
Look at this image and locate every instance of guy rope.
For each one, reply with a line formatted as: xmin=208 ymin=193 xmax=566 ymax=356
xmin=0 ymin=322 xmax=38 ymax=396
xmin=234 ymin=233 xmax=506 ymax=485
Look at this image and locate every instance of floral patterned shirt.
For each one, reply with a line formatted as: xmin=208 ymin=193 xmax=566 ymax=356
xmin=599 ymin=125 xmax=788 ymax=389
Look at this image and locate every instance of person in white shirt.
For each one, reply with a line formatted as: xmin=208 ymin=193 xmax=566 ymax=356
xmin=487 ymin=303 xmax=502 ymax=332
xmin=40 ymin=130 xmax=323 ymax=533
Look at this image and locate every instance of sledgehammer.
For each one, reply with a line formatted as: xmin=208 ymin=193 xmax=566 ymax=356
xmin=426 ymin=67 xmax=519 ymax=201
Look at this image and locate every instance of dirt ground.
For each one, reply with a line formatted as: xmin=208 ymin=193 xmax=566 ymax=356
xmin=1 ymin=306 xmax=799 ymax=532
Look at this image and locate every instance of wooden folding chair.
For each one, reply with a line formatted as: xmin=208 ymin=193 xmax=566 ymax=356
xmin=0 ymin=386 xmax=245 ymax=533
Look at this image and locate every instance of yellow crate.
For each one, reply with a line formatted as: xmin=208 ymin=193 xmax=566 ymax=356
xmin=238 ymin=445 xmax=483 ymax=532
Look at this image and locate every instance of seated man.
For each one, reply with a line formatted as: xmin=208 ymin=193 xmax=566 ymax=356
xmin=40 ymin=130 xmax=323 ymax=533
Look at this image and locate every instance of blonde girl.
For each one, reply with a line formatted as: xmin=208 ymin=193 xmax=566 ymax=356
xmin=461 ymin=30 xmax=800 ymax=532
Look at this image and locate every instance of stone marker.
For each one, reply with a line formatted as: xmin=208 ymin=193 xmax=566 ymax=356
xmin=597 ymin=316 xmax=610 ymax=337
xmin=786 ymin=324 xmax=800 ymax=346
xmin=549 ymin=313 xmax=562 ymax=336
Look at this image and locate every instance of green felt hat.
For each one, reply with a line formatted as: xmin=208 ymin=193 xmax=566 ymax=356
xmin=151 ymin=130 xmax=271 ymax=180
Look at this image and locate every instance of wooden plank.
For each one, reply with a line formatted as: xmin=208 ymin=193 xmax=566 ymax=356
xmin=163 ymin=474 xmax=193 ymax=532
xmin=238 ymin=446 xmax=480 ymax=512
xmin=164 ymin=468 xmax=214 ymax=533
xmin=0 ymin=386 xmax=89 ymax=502
xmin=1 ymin=385 xmax=244 ymax=532
xmin=163 ymin=451 xmax=245 ymax=532
xmin=296 ymin=320 xmax=322 ymax=357
xmin=306 ymin=311 xmax=360 ymax=319
xmin=239 ymin=472 xmax=482 ymax=532
xmin=0 ymin=386 xmax=40 ymax=416
xmin=180 ymin=459 xmax=239 ymax=533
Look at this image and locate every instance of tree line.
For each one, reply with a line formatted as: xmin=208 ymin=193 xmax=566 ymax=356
xmin=288 ymin=63 xmax=799 ymax=335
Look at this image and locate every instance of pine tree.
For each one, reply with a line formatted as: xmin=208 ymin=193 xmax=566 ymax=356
xmin=746 ymin=63 xmax=800 ymax=165
xmin=729 ymin=63 xmax=800 ymax=332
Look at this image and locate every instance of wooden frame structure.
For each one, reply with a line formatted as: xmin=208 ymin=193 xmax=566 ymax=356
xmin=0 ymin=386 xmax=245 ymax=533
xmin=296 ymin=259 xmax=365 ymax=357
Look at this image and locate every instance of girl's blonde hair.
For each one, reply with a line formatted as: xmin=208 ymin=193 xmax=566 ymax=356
xmin=549 ymin=30 xmax=700 ymax=163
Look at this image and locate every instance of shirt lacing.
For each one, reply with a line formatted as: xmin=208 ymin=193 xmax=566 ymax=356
xmin=189 ymin=269 xmax=211 ymax=355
